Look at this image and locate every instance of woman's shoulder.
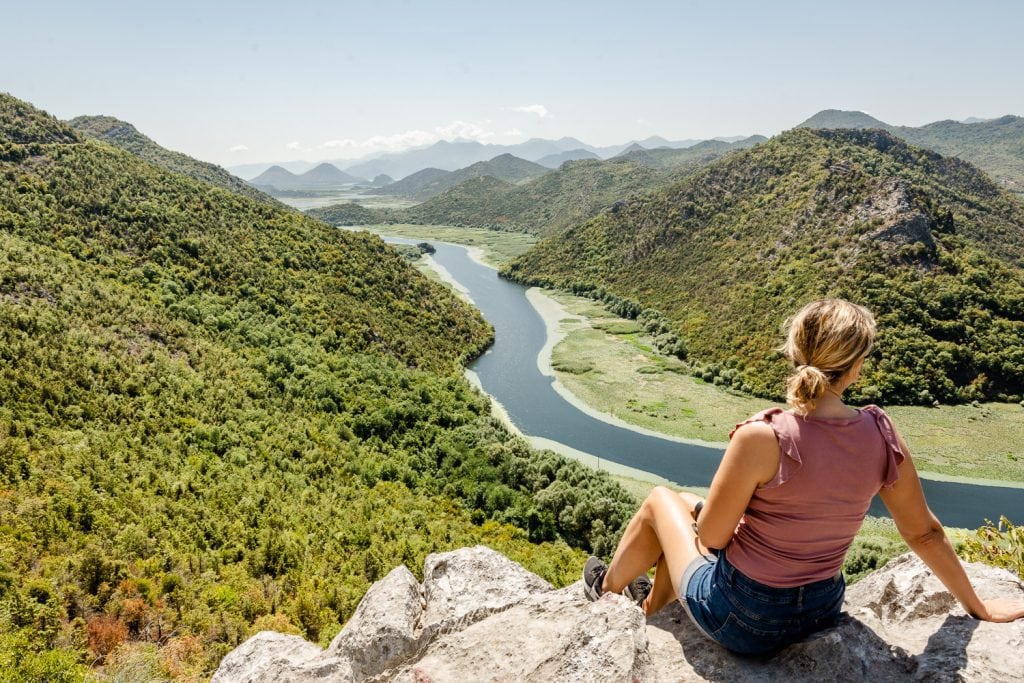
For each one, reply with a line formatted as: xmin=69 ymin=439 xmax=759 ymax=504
xmin=729 ymin=406 xmax=787 ymax=439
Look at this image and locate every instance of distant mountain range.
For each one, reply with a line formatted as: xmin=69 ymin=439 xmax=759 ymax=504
xmin=341 ymin=138 xmax=591 ymax=181
xmin=230 ymin=109 xmax=1024 ymax=199
xmin=797 ymin=109 xmax=1024 ymax=193
xmin=535 ymin=148 xmax=600 ymax=168
xmin=229 ymin=134 xmax=746 ymax=182
xmin=312 ymin=136 xmax=763 ymax=235
xmin=68 ymin=115 xmax=280 ymax=205
xmin=248 ymin=162 xmax=365 ymax=193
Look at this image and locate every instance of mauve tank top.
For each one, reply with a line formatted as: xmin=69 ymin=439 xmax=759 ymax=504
xmin=724 ymin=405 xmax=905 ymax=588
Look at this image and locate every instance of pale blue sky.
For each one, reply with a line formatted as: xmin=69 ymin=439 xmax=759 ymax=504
xmin=4 ymin=0 xmax=1021 ymax=166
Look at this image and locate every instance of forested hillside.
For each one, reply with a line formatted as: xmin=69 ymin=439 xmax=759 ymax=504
xmin=306 ymin=202 xmax=385 ymax=226
xmin=372 ymin=153 xmax=549 ymax=201
xmin=798 ymin=110 xmax=1024 ymax=194
xmin=0 ymin=94 xmax=634 ymax=679
xmin=68 ymin=115 xmax=280 ymax=206
xmin=504 ymin=128 xmax=1024 ymax=405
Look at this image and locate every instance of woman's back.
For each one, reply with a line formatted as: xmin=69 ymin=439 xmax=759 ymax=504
xmin=726 ymin=406 xmax=903 ymax=587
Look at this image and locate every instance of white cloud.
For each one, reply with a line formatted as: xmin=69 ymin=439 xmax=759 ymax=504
xmin=513 ymin=104 xmax=550 ymax=118
xmin=320 ymin=138 xmax=359 ymax=149
xmin=363 ymin=130 xmax=436 ymax=150
xmin=286 ymin=141 xmax=301 ymax=150
xmin=502 ymin=128 xmax=523 ymax=136
xmin=228 ymin=144 xmax=249 ymax=152
xmin=434 ymin=120 xmax=494 ymax=141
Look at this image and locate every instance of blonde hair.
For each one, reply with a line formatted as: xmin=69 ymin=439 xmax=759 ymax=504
xmin=782 ymin=299 xmax=876 ymax=415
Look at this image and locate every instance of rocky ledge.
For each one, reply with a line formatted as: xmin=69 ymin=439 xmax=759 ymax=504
xmin=213 ymin=546 xmax=1024 ymax=682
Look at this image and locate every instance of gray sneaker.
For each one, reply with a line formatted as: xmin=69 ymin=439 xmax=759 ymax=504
xmin=623 ymin=574 xmax=652 ymax=608
xmin=583 ymin=556 xmax=607 ymax=601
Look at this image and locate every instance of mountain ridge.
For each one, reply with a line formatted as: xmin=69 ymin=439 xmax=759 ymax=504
xmin=68 ymin=114 xmax=281 ymax=205
xmin=248 ymin=162 xmax=364 ymax=192
xmin=797 ymin=109 xmax=1024 ymax=193
xmin=372 ymin=153 xmax=549 ymax=201
xmin=360 ymin=137 xmax=763 ymax=236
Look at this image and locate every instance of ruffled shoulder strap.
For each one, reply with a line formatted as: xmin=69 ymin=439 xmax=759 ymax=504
xmin=730 ymin=407 xmax=801 ymax=489
xmin=861 ymin=405 xmax=906 ymax=488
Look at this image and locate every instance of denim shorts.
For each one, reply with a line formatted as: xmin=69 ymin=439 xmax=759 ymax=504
xmin=680 ymin=550 xmax=845 ymax=656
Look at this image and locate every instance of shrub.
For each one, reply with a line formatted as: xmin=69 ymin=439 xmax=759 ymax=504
xmin=959 ymin=516 xmax=1024 ymax=577
xmin=87 ymin=615 xmax=128 ymax=662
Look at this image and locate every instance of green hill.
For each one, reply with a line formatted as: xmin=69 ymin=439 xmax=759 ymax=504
xmin=391 ymin=175 xmax=518 ymax=224
xmin=797 ymin=109 xmax=889 ymax=129
xmin=68 ymin=114 xmax=280 ymax=205
xmin=798 ymin=109 xmax=1024 ymax=194
xmin=504 ymin=128 xmax=1024 ymax=405
xmin=306 ymin=201 xmax=386 ymax=225
xmin=892 ymin=116 xmax=1024 ymax=195
xmin=377 ymin=154 xmax=549 ymax=201
xmin=375 ymin=167 xmax=452 ymax=198
xmin=0 ymin=94 xmax=633 ymax=677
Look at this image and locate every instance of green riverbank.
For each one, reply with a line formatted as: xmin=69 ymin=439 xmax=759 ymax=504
xmin=356 ymin=223 xmax=1024 ymax=491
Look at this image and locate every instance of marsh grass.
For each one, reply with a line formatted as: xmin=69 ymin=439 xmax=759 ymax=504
xmin=547 ymin=290 xmax=1024 ymax=484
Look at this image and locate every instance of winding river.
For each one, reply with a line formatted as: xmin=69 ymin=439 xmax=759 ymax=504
xmin=392 ymin=237 xmax=1024 ymax=529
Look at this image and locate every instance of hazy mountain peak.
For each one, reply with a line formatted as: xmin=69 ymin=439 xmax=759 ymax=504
xmin=797 ymin=109 xmax=889 ymax=129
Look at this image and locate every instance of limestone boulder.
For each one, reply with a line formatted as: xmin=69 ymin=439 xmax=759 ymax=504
xmin=212 ymin=548 xmax=1024 ymax=682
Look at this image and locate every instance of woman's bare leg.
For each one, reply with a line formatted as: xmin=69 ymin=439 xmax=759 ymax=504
xmin=601 ymin=486 xmax=705 ymax=615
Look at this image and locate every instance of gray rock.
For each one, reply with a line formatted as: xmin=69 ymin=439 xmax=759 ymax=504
xmin=389 ymin=586 xmax=650 ymax=682
xmin=327 ymin=565 xmax=424 ymax=679
xmin=213 ymin=549 xmax=1024 ymax=682
xmin=420 ymin=545 xmax=552 ymax=635
xmin=211 ymin=631 xmax=341 ymax=683
xmin=847 ymin=554 xmax=1024 ymax=682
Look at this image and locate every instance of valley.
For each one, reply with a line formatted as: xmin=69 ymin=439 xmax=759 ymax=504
xmin=346 ymin=220 xmax=1024 ymax=488
xmin=7 ymin=2 xmax=1024 ymax=678
xmin=4 ymin=86 xmax=1024 ymax=679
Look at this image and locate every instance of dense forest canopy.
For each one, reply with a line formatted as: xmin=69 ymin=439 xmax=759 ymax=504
xmin=0 ymin=93 xmax=636 ymax=679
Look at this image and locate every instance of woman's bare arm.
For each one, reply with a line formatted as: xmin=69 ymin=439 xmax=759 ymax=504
xmin=697 ymin=421 xmax=781 ymax=549
xmin=879 ymin=432 xmax=1024 ymax=622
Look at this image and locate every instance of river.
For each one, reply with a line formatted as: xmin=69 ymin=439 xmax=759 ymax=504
xmin=391 ymin=237 xmax=1023 ymax=529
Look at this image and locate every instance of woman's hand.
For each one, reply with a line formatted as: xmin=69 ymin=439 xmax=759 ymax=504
xmin=975 ymin=597 xmax=1024 ymax=622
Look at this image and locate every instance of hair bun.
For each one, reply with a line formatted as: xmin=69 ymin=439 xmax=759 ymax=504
xmin=787 ymin=364 xmax=830 ymax=414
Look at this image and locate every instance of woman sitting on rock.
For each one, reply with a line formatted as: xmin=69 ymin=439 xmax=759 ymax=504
xmin=584 ymin=298 xmax=1024 ymax=655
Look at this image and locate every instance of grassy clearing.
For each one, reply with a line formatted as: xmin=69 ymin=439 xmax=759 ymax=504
xmin=356 ymin=223 xmax=538 ymax=268
xmin=548 ymin=291 xmax=777 ymax=443
xmin=546 ymin=290 xmax=1024 ymax=485
xmin=885 ymin=403 xmax=1024 ymax=482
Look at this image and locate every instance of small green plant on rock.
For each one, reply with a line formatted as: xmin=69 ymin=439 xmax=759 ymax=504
xmin=959 ymin=516 xmax=1023 ymax=577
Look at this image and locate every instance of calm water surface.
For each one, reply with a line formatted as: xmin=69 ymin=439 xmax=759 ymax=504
xmin=389 ymin=236 xmax=1024 ymax=529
